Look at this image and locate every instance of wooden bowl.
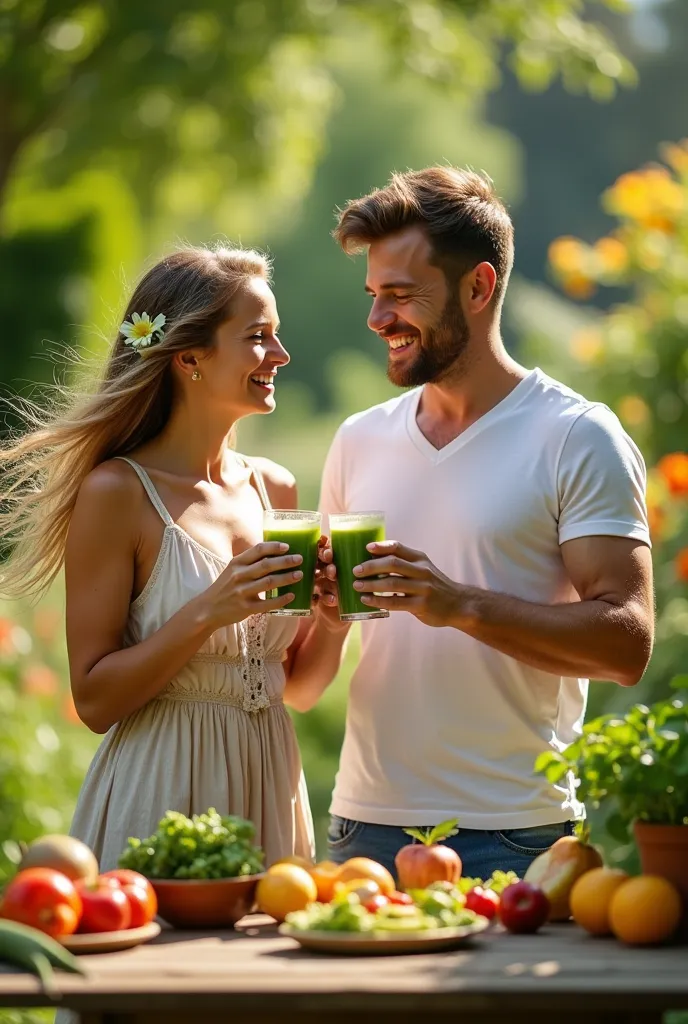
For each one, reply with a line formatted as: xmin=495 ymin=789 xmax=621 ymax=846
xmin=150 ymin=874 xmax=264 ymax=929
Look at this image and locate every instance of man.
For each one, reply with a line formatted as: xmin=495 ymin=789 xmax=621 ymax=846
xmin=316 ymin=166 xmax=654 ymax=879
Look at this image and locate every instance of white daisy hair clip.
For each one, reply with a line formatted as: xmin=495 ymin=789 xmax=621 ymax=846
xmin=120 ymin=311 xmax=167 ymax=354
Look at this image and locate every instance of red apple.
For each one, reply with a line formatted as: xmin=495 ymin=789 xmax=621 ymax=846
xmin=465 ymin=886 xmax=500 ymax=921
xmin=499 ymin=882 xmax=549 ymax=934
xmin=394 ymin=819 xmax=462 ymax=890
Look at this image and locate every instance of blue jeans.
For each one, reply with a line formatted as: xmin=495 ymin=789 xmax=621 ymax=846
xmin=327 ymin=816 xmax=575 ymax=880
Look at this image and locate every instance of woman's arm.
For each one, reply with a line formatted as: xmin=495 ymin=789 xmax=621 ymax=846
xmin=283 ymin=614 xmax=350 ymax=712
xmin=254 ymin=457 xmax=350 ymax=712
xmin=66 ymin=462 xmax=299 ymax=733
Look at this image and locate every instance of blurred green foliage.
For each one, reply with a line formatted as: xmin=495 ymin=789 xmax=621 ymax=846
xmin=0 ymin=603 xmax=98 ymax=888
xmin=0 ymin=0 xmax=632 ymax=217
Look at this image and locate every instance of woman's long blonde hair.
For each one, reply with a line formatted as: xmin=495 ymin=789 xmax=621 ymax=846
xmin=0 ymin=244 xmax=270 ymax=600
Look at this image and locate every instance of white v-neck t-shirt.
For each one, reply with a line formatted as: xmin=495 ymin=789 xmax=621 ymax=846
xmin=319 ymin=368 xmax=650 ymax=828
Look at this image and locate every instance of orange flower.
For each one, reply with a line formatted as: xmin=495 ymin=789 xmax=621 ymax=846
xmin=561 ymin=272 xmax=595 ymax=300
xmin=0 ymin=617 xmax=15 ymax=654
xmin=647 ymin=501 xmax=665 ymax=540
xmin=0 ymin=618 xmax=31 ymax=657
xmin=605 ymin=166 xmax=684 ymax=230
xmin=569 ymin=328 xmax=603 ymax=363
xmin=675 ymin=548 xmax=688 ymax=582
xmin=594 ymin=236 xmax=629 ymax=276
xmin=617 ymin=395 xmax=650 ymax=428
xmin=62 ymin=692 xmax=82 ymax=725
xmin=657 ymin=453 xmax=688 ymax=496
xmin=21 ymin=663 xmax=59 ymax=697
xmin=662 ymin=139 xmax=688 ymax=176
xmin=605 ymin=171 xmax=648 ymax=219
xmin=548 ymin=236 xmax=587 ymax=274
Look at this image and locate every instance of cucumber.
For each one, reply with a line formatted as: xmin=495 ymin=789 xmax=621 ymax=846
xmin=0 ymin=919 xmax=85 ymax=999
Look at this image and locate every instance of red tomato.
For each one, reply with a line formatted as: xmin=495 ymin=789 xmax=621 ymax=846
xmin=387 ymin=890 xmax=414 ymax=905
xmin=0 ymin=868 xmax=82 ymax=938
xmin=363 ymin=894 xmax=390 ymax=913
xmin=100 ymin=869 xmax=148 ymax=888
xmin=465 ymin=886 xmax=500 ymax=921
xmin=77 ymin=881 xmax=131 ymax=933
xmin=100 ymin=870 xmax=157 ymax=927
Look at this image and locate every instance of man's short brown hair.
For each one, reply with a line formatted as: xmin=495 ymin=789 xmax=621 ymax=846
xmin=334 ymin=166 xmax=514 ymax=304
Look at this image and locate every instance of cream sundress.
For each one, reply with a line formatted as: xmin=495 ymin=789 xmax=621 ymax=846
xmin=68 ymin=456 xmax=315 ymax=871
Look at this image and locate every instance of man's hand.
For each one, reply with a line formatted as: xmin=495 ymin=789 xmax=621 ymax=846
xmin=353 ymin=540 xmax=461 ymax=628
xmin=353 ymin=536 xmax=653 ymax=685
xmin=312 ymin=537 xmax=347 ymax=633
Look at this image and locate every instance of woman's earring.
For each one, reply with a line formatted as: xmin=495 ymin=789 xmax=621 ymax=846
xmin=191 ymin=369 xmax=201 ymax=381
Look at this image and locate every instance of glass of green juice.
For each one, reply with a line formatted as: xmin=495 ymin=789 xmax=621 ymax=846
xmin=263 ymin=510 xmax=322 ymax=617
xmin=330 ymin=511 xmax=390 ymax=622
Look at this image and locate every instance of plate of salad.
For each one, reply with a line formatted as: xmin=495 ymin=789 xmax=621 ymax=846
xmin=280 ymin=884 xmax=491 ymax=955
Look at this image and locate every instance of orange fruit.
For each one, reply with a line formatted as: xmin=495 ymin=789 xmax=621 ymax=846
xmin=309 ymin=861 xmax=340 ymax=902
xmin=570 ymin=867 xmax=629 ymax=935
xmin=336 ymin=857 xmax=395 ymax=896
xmin=256 ymin=864 xmax=317 ymax=922
xmin=609 ymin=875 xmax=683 ymax=946
xmin=271 ymin=855 xmax=313 ymax=871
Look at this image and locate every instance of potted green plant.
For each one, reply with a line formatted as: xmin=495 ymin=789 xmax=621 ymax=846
xmin=535 ymin=676 xmax=688 ymax=907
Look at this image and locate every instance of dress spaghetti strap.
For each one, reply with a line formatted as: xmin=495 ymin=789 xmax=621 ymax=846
xmin=242 ymin=456 xmax=272 ymax=511
xmin=114 ymin=457 xmax=175 ymax=527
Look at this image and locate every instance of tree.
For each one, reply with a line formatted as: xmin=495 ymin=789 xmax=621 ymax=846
xmin=0 ymin=0 xmax=635 ymax=226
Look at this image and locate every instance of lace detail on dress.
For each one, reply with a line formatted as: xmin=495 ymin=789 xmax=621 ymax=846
xmin=238 ymin=614 xmax=271 ymax=713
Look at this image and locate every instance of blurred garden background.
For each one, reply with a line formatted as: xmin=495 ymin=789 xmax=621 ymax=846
xmin=2 ymin=0 xmax=688 ymax=887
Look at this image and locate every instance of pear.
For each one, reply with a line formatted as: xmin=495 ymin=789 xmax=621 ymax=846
xmin=523 ymin=834 xmax=603 ymax=921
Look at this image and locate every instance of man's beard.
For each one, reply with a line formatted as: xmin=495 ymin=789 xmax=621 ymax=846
xmin=387 ymin=292 xmax=469 ymax=388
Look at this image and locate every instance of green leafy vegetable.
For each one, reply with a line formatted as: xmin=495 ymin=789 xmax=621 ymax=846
xmin=118 ymin=808 xmax=264 ymax=879
xmin=534 ymin=682 xmax=688 ymax=840
xmin=402 ymin=818 xmax=459 ymax=846
xmin=426 ymin=870 xmax=519 ymax=897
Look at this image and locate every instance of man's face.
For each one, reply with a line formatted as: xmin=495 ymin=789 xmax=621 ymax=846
xmin=365 ymin=225 xmax=469 ymax=388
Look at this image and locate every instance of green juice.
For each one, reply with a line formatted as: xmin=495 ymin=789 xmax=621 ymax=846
xmin=264 ymin=522 xmax=320 ymax=615
xmin=331 ymin=521 xmax=386 ymax=619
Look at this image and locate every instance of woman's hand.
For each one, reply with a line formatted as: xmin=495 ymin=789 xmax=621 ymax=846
xmin=198 ymin=541 xmax=303 ymax=629
xmin=311 ymin=537 xmax=346 ymax=633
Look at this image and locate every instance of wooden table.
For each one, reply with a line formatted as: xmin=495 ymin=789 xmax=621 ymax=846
xmin=1 ymin=916 xmax=686 ymax=1024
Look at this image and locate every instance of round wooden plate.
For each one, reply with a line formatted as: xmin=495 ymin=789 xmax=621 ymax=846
xmin=279 ymin=917 xmax=489 ymax=955
xmin=59 ymin=921 xmax=161 ymax=954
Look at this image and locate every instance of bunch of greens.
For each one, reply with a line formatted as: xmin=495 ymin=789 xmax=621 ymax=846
xmin=118 ymin=808 xmax=264 ymax=879
xmin=535 ymin=678 xmax=688 ymax=842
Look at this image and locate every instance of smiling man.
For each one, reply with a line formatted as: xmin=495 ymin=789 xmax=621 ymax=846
xmin=316 ymin=167 xmax=654 ymax=879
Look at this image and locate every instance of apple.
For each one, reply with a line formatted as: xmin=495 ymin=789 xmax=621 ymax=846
xmin=499 ymin=882 xmax=550 ymax=934
xmin=523 ymin=834 xmax=603 ymax=921
xmin=465 ymin=886 xmax=500 ymax=921
xmin=395 ymin=819 xmax=462 ymax=890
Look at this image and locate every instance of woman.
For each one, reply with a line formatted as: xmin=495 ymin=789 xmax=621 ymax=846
xmin=0 ymin=245 xmax=346 ymax=870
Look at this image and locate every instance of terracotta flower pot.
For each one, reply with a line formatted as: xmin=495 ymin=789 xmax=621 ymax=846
xmin=633 ymin=821 xmax=688 ymax=929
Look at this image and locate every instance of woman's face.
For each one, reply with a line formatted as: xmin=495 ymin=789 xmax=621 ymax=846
xmin=197 ymin=276 xmax=289 ymax=419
